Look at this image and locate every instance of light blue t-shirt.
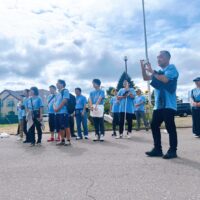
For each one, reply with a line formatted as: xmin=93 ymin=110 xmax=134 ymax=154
xmin=154 ymin=64 xmax=179 ymax=111
xmin=22 ymin=97 xmax=29 ymax=116
xmin=118 ymin=88 xmax=136 ymax=113
xmin=89 ymin=89 xmax=105 ymax=105
xmin=110 ymin=96 xmax=120 ymax=113
xmin=54 ymin=89 xmax=70 ymax=114
xmin=76 ymin=95 xmax=87 ymax=110
xmin=191 ymin=88 xmax=200 ymax=109
xmin=47 ymin=94 xmax=56 ymax=114
xmin=27 ymin=96 xmax=44 ymax=111
xmin=17 ymin=107 xmax=23 ymax=120
xmin=134 ymin=95 xmax=146 ymax=112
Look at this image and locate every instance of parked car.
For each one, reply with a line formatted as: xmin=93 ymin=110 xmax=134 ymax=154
xmin=42 ymin=114 xmax=49 ymax=122
xmin=176 ymin=103 xmax=192 ymax=117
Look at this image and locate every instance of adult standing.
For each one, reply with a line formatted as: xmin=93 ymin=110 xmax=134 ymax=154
xmin=141 ymin=50 xmax=179 ymax=159
xmin=191 ymin=77 xmax=200 ymax=138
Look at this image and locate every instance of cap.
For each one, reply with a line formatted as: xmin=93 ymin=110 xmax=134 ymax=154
xmin=193 ymin=77 xmax=200 ymax=82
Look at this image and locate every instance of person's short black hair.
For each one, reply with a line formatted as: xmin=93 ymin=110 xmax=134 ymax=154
xmin=93 ymin=79 xmax=101 ymax=86
xmin=75 ymin=88 xmax=82 ymax=93
xmin=49 ymin=85 xmax=56 ymax=90
xmin=58 ymin=79 xmax=66 ymax=87
xmin=160 ymin=50 xmax=171 ymax=59
xmin=30 ymin=87 xmax=39 ymax=96
xmin=24 ymin=89 xmax=30 ymax=93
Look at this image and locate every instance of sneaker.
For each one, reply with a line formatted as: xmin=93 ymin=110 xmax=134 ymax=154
xmin=124 ymin=132 xmax=131 ymax=139
xmin=145 ymin=148 xmax=163 ymax=157
xmin=56 ymin=140 xmax=65 ymax=146
xmin=115 ymin=134 xmax=123 ymax=139
xmin=84 ymin=136 xmax=89 ymax=140
xmin=76 ymin=136 xmax=83 ymax=140
xmin=17 ymin=137 xmax=22 ymax=141
xmin=163 ymin=150 xmax=177 ymax=159
xmin=93 ymin=135 xmax=99 ymax=142
xmin=100 ymin=135 xmax=104 ymax=142
xmin=23 ymin=140 xmax=30 ymax=143
xmin=194 ymin=134 xmax=200 ymax=138
xmin=71 ymin=134 xmax=77 ymax=138
xmin=47 ymin=138 xmax=54 ymax=142
xmin=30 ymin=143 xmax=35 ymax=147
xmin=112 ymin=132 xmax=117 ymax=137
xmin=64 ymin=140 xmax=71 ymax=146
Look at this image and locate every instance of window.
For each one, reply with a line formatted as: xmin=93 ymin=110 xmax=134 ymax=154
xmin=7 ymin=99 xmax=15 ymax=107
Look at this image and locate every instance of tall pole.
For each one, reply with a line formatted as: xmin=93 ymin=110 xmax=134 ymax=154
xmin=124 ymin=56 xmax=128 ymax=80
xmin=142 ymin=0 xmax=151 ymax=105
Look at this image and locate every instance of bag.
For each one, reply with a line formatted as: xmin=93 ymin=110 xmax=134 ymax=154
xmin=90 ymin=105 xmax=104 ymax=118
xmin=48 ymin=95 xmax=55 ymax=104
xmin=61 ymin=90 xmax=76 ymax=115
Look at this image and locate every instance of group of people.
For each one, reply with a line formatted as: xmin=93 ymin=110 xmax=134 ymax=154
xmin=16 ymin=50 xmax=200 ymax=160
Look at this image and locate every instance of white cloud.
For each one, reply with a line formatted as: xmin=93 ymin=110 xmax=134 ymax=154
xmin=0 ymin=0 xmax=200 ymax=101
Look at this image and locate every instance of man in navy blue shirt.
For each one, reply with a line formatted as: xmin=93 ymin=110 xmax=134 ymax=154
xmin=140 ymin=51 xmax=179 ymax=159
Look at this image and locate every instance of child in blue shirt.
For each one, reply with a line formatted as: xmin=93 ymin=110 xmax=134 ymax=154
xmin=117 ymin=80 xmax=136 ymax=139
xmin=134 ymin=89 xmax=149 ymax=131
xmin=75 ymin=88 xmax=88 ymax=140
xmin=47 ymin=85 xmax=57 ymax=142
xmin=54 ymin=80 xmax=71 ymax=146
xmin=110 ymin=89 xmax=120 ymax=136
xmin=17 ymin=101 xmax=24 ymax=141
xmin=89 ymin=79 xmax=105 ymax=141
xmin=27 ymin=87 xmax=44 ymax=146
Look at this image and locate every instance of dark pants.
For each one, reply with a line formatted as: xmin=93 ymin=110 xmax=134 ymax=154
xmin=29 ymin=118 xmax=43 ymax=144
xmin=135 ymin=111 xmax=148 ymax=129
xmin=151 ymin=109 xmax=177 ymax=152
xmin=119 ymin=112 xmax=133 ymax=134
xmin=69 ymin=115 xmax=75 ymax=137
xmin=23 ymin=116 xmax=30 ymax=142
xmin=93 ymin=117 xmax=104 ymax=136
xmin=192 ymin=108 xmax=200 ymax=135
xmin=112 ymin=113 xmax=120 ymax=132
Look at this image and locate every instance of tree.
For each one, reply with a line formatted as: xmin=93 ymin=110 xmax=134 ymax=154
xmin=117 ymin=72 xmax=136 ymax=90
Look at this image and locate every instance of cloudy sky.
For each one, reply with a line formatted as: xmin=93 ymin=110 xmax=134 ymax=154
xmin=0 ymin=0 xmax=200 ymax=100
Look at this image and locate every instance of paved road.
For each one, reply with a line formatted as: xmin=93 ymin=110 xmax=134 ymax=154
xmin=0 ymin=129 xmax=199 ymax=200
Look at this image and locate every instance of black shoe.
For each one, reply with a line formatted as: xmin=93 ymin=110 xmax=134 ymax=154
xmin=71 ymin=134 xmax=77 ymax=138
xmin=30 ymin=143 xmax=35 ymax=147
xmin=56 ymin=140 xmax=65 ymax=146
xmin=145 ymin=148 xmax=163 ymax=157
xmin=23 ymin=140 xmax=31 ymax=143
xmin=112 ymin=132 xmax=117 ymax=137
xmin=163 ymin=150 xmax=177 ymax=159
xmin=145 ymin=127 xmax=149 ymax=131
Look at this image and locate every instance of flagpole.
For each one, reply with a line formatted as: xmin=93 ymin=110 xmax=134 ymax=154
xmin=142 ymin=0 xmax=151 ymax=105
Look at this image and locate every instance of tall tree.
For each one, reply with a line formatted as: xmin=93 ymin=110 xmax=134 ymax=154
xmin=117 ymin=72 xmax=136 ymax=90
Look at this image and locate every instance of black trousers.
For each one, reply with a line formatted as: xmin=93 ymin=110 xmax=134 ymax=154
xmin=23 ymin=117 xmax=30 ymax=142
xmin=151 ymin=109 xmax=177 ymax=152
xmin=93 ymin=117 xmax=104 ymax=136
xmin=192 ymin=108 xmax=200 ymax=135
xmin=119 ymin=112 xmax=133 ymax=134
xmin=112 ymin=113 xmax=120 ymax=132
xmin=29 ymin=118 xmax=43 ymax=144
xmin=69 ymin=115 xmax=75 ymax=136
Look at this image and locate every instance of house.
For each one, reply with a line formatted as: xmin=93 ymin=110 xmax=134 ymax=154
xmin=0 ymin=89 xmax=49 ymax=117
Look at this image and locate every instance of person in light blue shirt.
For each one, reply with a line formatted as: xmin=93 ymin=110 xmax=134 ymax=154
xmin=141 ymin=50 xmax=179 ymax=159
xmin=54 ymin=79 xmax=71 ymax=146
xmin=89 ymin=79 xmax=105 ymax=141
xmin=75 ymin=88 xmax=88 ymax=140
xmin=191 ymin=77 xmax=200 ymax=137
xmin=110 ymin=89 xmax=120 ymax=136
xmin=22 ymin=89 xmax=30 ymax=143
xmin=117 ymin=80 xmax=136 ymax=139
xmin=134 ymin=89 xmax=148 ymax=131
xmin=17 ymin=101 xmax=24 ymax=140
xmin=47 ymin=85 xmax=57 ymax=142
xmin=27 ymin=87 xmax=44 ymax=146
